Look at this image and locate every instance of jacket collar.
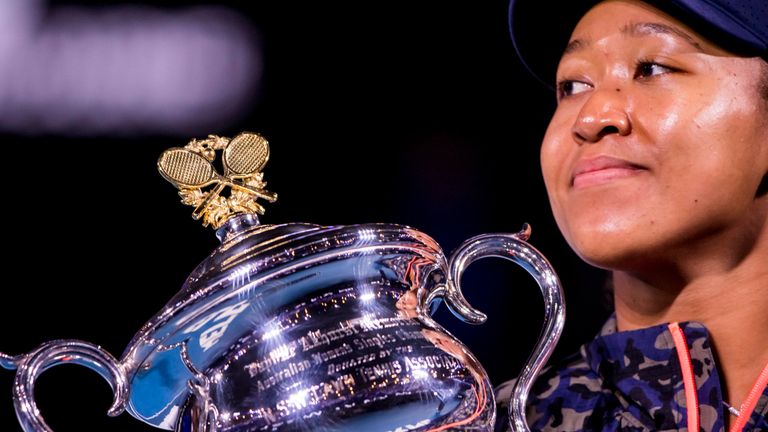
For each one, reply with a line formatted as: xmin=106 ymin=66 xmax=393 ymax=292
xmin=583 ymin=315 xmax=726 ymax=430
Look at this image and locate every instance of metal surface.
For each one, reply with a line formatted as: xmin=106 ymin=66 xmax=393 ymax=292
xmin=3 ymin=340 xmax=129 ymax=432
xmin=0 ymin=133 xmax=565 ymax=431
xmin=0 ymin=220 xmax=564 ymax=431
xmin=446 ymin=225 xmax=566 ymax=432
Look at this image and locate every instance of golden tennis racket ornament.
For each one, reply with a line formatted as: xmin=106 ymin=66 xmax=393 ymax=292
xmin=157 ymin=132 xmax=278 ymax=228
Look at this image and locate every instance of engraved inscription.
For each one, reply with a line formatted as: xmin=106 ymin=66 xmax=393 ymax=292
xmin=244 ymin=341 xmax=300 ymax=376
xmin=403 ymin=355 xmax=462 ymax=371
xmin=254 ymin=374 xmax=357 ymax=419
xmin=297 ymin=321 xmax=359 ymax=351
xmin=208 ymin=284 xmax=482 ymax=430
xmin=358 ymin=360 xmax=403 ymax=382
xmin=244 ymin=316 xmax=418 ymax=390
xmin=327 ymin=352 xmax=379 ymax=374
xmin=311 ymin=342 xmax=353 ymax=365
xmin=352 ymin=332 xmax=397 ymax=350
xmin=254 ymin=359 xmax=312 ymax=392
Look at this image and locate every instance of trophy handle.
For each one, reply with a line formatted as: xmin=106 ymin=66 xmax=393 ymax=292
xmin=1 ymin=340 xmax=128 ymax=432
xmin=444 ymin=224 xmax=565 ymax=432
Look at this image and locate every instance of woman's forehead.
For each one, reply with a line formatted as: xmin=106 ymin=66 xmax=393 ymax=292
xmin=568 ymin=1 xmax=728 ymax=57
xmin=508 ymin=0 xmax=768 ymax=87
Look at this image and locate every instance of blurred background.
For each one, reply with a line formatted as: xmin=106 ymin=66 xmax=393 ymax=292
xmin=0 ymin=0 xmax=610 ymax=430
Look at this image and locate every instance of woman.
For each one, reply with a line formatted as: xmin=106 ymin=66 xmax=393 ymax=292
xmin=496 ymin=0 xmax=767 ymax=431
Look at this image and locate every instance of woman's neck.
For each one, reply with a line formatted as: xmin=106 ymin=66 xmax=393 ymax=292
xmin=612 ymin=250 xmax=768 ymax=412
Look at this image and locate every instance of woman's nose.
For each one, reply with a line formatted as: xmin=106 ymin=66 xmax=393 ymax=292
xmin=571 ymin=89 xmax=631 ymax=143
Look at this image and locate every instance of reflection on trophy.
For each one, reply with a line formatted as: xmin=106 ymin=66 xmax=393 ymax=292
xmin=1 ymin=133 xmax=565 ymax=432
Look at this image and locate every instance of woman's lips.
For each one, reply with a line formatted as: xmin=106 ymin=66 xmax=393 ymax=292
xmin=571 ymin=156 xmax=646 ymax=189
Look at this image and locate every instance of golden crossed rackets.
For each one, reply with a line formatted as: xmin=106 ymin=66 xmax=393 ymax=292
xmin=157 ymin=132 xmax=277 ymax=221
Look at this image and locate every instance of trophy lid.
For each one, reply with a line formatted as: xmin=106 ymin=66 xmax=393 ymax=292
xmin=120 ymin=133 xmax=445 ymax=428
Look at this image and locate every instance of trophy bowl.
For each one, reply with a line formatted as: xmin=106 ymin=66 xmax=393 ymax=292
xmin=1 ymin=133 xmax=564 ymax=432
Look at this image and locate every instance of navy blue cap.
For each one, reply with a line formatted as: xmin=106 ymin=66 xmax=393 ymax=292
xmin=509 ymin=0 xmax=768 ymax=88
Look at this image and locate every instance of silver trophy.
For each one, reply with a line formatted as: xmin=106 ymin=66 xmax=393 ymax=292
xmin=1 ymin=133 xmax=564 ymax=432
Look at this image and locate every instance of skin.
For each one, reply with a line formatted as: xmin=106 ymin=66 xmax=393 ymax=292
xmin=540 ymin=0 xmax=768 ymax=420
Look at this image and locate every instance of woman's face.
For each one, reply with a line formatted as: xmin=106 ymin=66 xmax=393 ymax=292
xmin=541 ymin=0 xmax=768 ymax=271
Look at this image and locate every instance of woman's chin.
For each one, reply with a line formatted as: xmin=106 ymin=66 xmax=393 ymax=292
xmin=565 ymin=230 xmax=661 ymax=271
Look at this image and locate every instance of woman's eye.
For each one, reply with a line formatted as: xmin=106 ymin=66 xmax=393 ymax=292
xmin=556 ymin=80 xmax=591 ymax=99
xmin=634 ymin=61 xmax=675 ymax=79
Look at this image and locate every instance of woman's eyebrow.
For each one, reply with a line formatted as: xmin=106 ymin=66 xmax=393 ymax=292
xmin=562 ymin=21 xmax=704 ymax=59
xmin=621 ymin=21 xmax=704 ymax=51
xmin=563 ymin=39 xmax=589 ymax=56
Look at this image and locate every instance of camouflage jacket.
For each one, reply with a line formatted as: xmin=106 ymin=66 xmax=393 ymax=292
xmin=494 ymin=316 xmax=768 ymax=431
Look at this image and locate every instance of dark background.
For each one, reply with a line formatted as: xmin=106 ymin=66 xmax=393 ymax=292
xmin=0 ymin=1 xmax=610 ymax=430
